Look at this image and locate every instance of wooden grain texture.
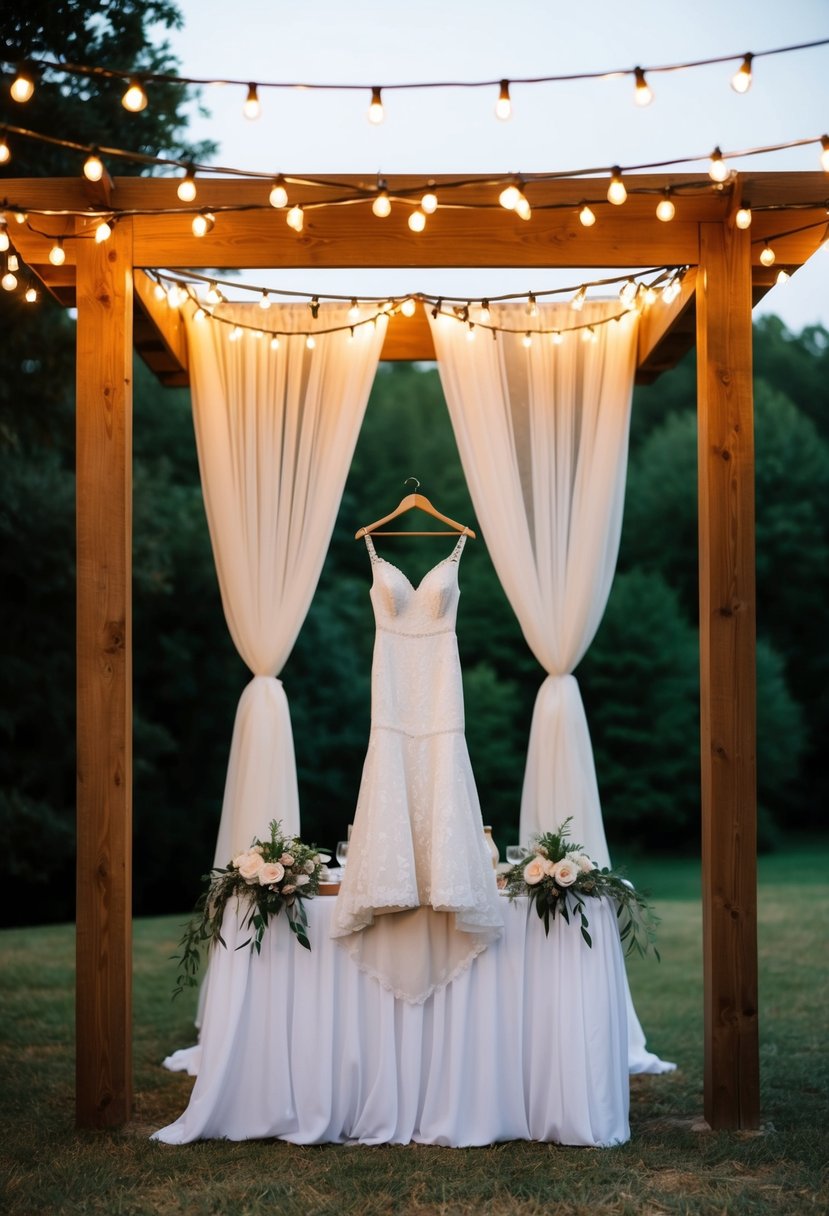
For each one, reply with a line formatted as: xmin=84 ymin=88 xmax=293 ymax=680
xmin=75 ymin=219 xmax=134 ymax=1129
xmin=696 ymin=220 xmax=760 ymax=1130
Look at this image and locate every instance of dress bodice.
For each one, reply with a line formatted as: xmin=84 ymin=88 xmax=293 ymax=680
xmin=365 ymin=534 xmax=466 ymax=635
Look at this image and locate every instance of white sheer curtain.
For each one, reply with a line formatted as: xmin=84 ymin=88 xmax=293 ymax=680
xmin=185 ymin=303 xmax=387 ymax=864
xmin=430 ymin=301 xmax=674 ymax=1072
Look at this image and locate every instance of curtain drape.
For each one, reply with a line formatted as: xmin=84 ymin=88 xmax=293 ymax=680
xmin=185 ymin=302 xmax=387 ymax=864
xmin=430 ymin=302 xmax=675 ymax=1073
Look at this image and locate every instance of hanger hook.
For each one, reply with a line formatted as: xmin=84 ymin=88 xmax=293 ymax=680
xmin=404 ymin=476 xmax=420 ymax=492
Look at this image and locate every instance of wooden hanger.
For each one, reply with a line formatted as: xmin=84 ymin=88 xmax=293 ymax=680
xmin=355 ymin=478 xmax=476 ymax=539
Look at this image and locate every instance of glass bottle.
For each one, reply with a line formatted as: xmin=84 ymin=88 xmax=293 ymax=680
xmin=483 ymin=825 xmax=499 ymax=869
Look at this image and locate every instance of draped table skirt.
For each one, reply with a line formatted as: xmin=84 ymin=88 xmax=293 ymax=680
xmin=153 ymin=894 xmax=629 ymax=1147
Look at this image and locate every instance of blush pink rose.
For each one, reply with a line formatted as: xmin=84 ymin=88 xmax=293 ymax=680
xmin=258 ymin=861 xmax=285 ymax=886
xmin=523 ymin=856 xmax=547 ymax=885
xmin=235 ymin=851 xmax=265 ymax=882
xmin=554 ymin=858 xmax=579 ymax=887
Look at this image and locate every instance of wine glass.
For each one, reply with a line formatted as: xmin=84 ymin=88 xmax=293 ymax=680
xmin=336 ymin=840 xmax=349 ymax=869
xmin=506 ymin=845 xmax=527 ymax=866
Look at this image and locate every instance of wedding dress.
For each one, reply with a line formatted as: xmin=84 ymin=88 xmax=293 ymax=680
xmin=331 ymin=533 xmax=503 ymax=1002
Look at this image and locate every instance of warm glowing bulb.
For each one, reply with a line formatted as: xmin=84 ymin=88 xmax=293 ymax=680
xmin=372 ymin=190 xmax=391 ymax=218
xmin=243 ymin=83 xmax=261 ymax=120
xmin=495 ymin=80 xmax=512 ymax=121
xmin=84 ymin=152 xmax=104 ymax=182
xmin=585 ymin=327 xmax=597 ymax=343
xmin=367 ymin=87 xmax=384 ymax=124
xmin=643 ymin=286 xmax=657 ymax=306
xmin=662 ymin=277 xmax=681 ymax=304
xmin=499 ymin=183 xmax=520 ymax=210
xmin=269 ymin=179 xmax=288 ymax=208
xmin=619 ymin=279 xmax=638 ymax=308
xmin=270 ymin=336 xmax=280 ymax=350
xmin=708 ymin=147 xmax=729 ymax=183
xmin=571 ymin=286 xmax=586 ymax=311
xmin=167 ymin=284 xmax=186 ymax=308
xmin=656 ymin=193 xmax=675 ymax=222
xmin=25 ymin=285 xmax=38 ymax=303
xmin=421 ymin=191 xmax=438 ymax=214
xmin=48 ymin=240 xmax=65 ymax=266
xmin=0 ymin=225 xmax=8 ymax=253
xmin=206 ymin=281 xmax=222 ymax=305
xmin=7 ymin=254 xmax=18 ymax=272
xmin=759 ymin=243 xmax=775 ymax=267
xmin=776 ymin=269 xmax=790 ymax=285
xmin=122 ymin=79 xmax=148 ymax=112
xmin=479 ymin=301 xmax=491 ymax=323
xmin=177 ymin=167 xmax=197 ymax=202
xmin=522 ymin=332 xmax=533 ymax=348
xmin=2 ymin=271 xmax=17 ymax=291
xmin=551 ymin=330 xmax=563 ymax=345
xmin=514 ymin=194 xmax=532 ymax=221
xmin=731 ymin=54 xmax=753 ymax=94
xmin=0 ymin=136 xmax=11 ymax=165
xmin=401 ymin=297 xmax=417 ymax=317
xmin=735 ymin=207 xmax=752 ymax=230
xmin=633 ymin=67 xmax=653 ymax=107
xmin=229 ymin=326 xmax=243 ymax=342
xmin=607 ymin=168 xmax=627 ymax=206
xmin=191 ymin=211 xmax=215 ymax=237
xmin=153 ymin=282 xmax=166 ymax=302
xmin=259 ymin=291 xmax=271 ymax=310
xmin=252 ymin=329 xmax=263 ymax=339
xmin=348 ymin=300 xmax=360 ymax=321
xmin=13 ymin=211 xmax=25 ymax=224
xmin=306 ymin=335 xmax=316 ymax=350
xmin=94 ymin=220 xmax=112 ymax=243
xmin=527 ymin=294 xmax=538 ymax=317
xmin=821 ymin=136 xmax=829 ymax=173
xmin=11 ymin=68 xmax=35 ymax=104
xmin=579 ymin=204 xmax=596 ymax=227
xmin=193 ymin=306 xmax=206 ymax=322
xmin=286 ymin=205 xmax=304 ymax=232
xmin=408 ymin=209 xmax=426 ymax=232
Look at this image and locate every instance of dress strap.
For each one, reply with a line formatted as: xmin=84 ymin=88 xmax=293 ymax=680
xmin=364 ymin=534 xmax=379 ymax=563
xmin=449 ymin=533 xmax=467 ymax=562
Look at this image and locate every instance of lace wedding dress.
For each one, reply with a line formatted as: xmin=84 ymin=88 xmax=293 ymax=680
xmin=331 ymin=533 xmax=503 ymax=1002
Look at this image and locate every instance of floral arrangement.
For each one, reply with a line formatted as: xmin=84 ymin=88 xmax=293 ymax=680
xmin=173 ymin=820 xmax=329 ymax=997
xmin=503 ymin=818 xmax=659 ymax=959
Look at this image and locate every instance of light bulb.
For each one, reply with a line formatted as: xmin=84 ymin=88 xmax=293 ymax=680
xmin=259 ymin=291 xmax=271 ymax=310
xmin=167 ymin=284 xmax=185 ymax=308
xmin=10 ymin=67 xmax=35 ymax=104
xmin=662 ymin=277 xmax=680 ymax=304
xmin=479 ymin=300 xmax=491 ymax=323
xmin=177 ymin=166 xmax=197 ymax=202
xmin=270 ymin=336 xmax=280 ymax=350
xmin=643 ymin=285 xmax=657 ymax=306
xmin=499 ymin=183 xmax=520 ymax=211
xmin=153 ymin=282 xmax=166 ymax=301
xmin=514 ymin=194 xmax=532 ymax=221
xmin=372 ymin=189 xmax=391 ymax=219
xmin=527 ymin=293 xmax=538 ymax=317
xmin=367 ymin=87 xmax=384 ymax=124
xmin=0 ymin=136 xmax=11 ymax=165
xmin=94 ymin=220 xmax=112 ymax=243
xmin=776 ymin=269 xmax=790 ymax=285
xmin=579 ymin=203 xmax=596 ymax=227
xmin=83 ymin=152 xmax=104 ymax=182
xmin=522 ymin=332 xmax=533 ymax=348
xmin=656 ymin=192 xmax=675 ymax=222
xmin=401 ymin=297 xmax=417 ymax=317
xmin=243 ymin=83 xmax=261 ymax=120
xmin=466 ymin=324 xmax=476 ymax=342
xmin=735 ymin=206 xmax=752 ymax=230
xmin=48 ymin=240 xmax=66 ymax=266
xmin=122 ymin=79 xmax=148 ymax=112
xmin=252 ymin=329 xmax=263 ymax=339
xmin=191 ymin=211 xmax=215 ymax=237
xmin=7 ymin=254 xmax=18 ymax=272
xmin=571 ymin=286 xmax=586 ymax=311
xmin=229 ymin=326 xmax=243 ymax=342
xmin=731 ymin=54 xmax=753 ymax=94
xmin=421 ymin=191 xmax=438 ymax=214
xmin=0 ymin=224 xmax=8 ymax=253
xmin=408 ymin=209 xmax=426 ymax=232
xmin=759 ymin=242 xmax=775 ymax=267
xmin=619 ymin=279 xmax=638 ymax=308
xmin=286 ymin=205 xmax=304 ymax=232
xmin=633 ymin=67 xmax=653 ymax=107
xmin=551 ymin=331 xmax=563 ymax=345
xmin=581 ymin=327 xmax=592 ymax=343
xmin=269 ymin=179 xmax=288 ymax=208
xmin=206 ymin=281 xmax=223 ymax=305
xmin=607 ymin=168 xmax=627 ymax=206
xmin=348 ymin=300 xmax=360 ymax=321
xmin=821 ymin=136 xmax=829 ymax=173
xmin=2 ymin=271 xmax=17 ymax=291
xmin=193 ymin=306 xmax=206 ymax=322
xmin=306 ymin=335 xmax=316 ymax=350
xmin=495 ymin=80 xmax=512 ymax=121
xmin=13 ymin=211 xmax=25 ymax=224
xmin=708 ymin=147 xmax=729 ymax=183
xmin=25 ymin=285 xmax=38 ymax=303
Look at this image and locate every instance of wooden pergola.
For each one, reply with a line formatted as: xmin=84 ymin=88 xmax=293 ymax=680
xmin=5 ymin=170 xmax=827 ymax=1133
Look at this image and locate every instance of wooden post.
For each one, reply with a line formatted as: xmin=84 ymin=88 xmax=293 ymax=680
xmin=75 ymin=219 xmax=134 ymax=1127
xmin=696 ymin=220 xmax=760 ymax=1129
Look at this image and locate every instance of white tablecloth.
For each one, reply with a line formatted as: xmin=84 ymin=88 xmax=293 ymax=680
xmin=153 ymin=894 xmax=629 ymax=1147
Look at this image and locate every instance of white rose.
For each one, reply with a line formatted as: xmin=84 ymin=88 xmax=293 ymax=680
xmin=303 ymin=859 xmax=315 ymax=873
xmin=279 ymin=853 xmax=294 ymax=866
xmin=258 ymin=861 xmax=285 ymax=886
xmin=554 ymin=858 xmax=579 ymax=887
xmin=295 ymin=874 xmax=310 ymax=887
xmin=573 ymin=853 xmax=596 ymax=873
xmin=542 ymin=858 xmax=558 ymax=877
xmin=523 ymin=856 xmax=547 ymax=885
xmin=236 ymin=851 xmax=265 ymax=883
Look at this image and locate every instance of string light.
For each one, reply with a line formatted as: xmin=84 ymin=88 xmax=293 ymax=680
xmin=0 ymin=222 xmax=8 ymax=253
xmin=479 ymin=300 xmax=491 ymax=323
xmin=708 ymin=147 xmax=729 ymax=182
xmin=619 ymin=279 xmax=638 ymax=308
xmin=348 ymin=299 xmax=360 ymax=321
xmin=408 ymin=209 xmax=426 ymax=232
xmin=176 ymin=165 xmax=197 ymax=202
xmin=579 ymin=203 xmax=596 ymax=227
xmin=421 ymin=191 xmax=438 ymax=214
xmin=821 ymin=136 xmax=829 ymax=172
xmin=153 ymin=281 xmax=166 ymax=301
xmin=372 ymin=184 xmax=391 ymax=218
xmin=522 ymin=332 xmax=533 ymax=348
xmin=607 ymin=167 xmax=627 ymax=205
xmin=13 ymin=211 xmax=25 ymax=224
xmin=759 ymin=241 xmax=776 ymax=266
xmin=269 ymin=177 xmax=288 ymax=208
xmin=191 ymin=211 xmax=216 ymax=237
xmin=121 ymin=78 xmax=148 ymax=112
xmin=662 ymin=275 xmax=681 ymax=304
xmin=656 ymin=190 xmax=676 ymax=222
xmin=94 ymin=219 xmax=112 ymax=243
xmin=205 ymin=281 xmax=223 ymax=304
xmin=167 ymin=283 xmax=186 ymax=308
xmin=584 ymin=326 xmax=597 ymax=343
xmin=10 ymin=66 xmax=36 ymax=104
xmin=25 ymin=284 xmax=38 ymax=303
xmin=551 ymin=330 xmax=563 ymax=345
xmin=633 ymin=67 xmax=653 ymax=106
xmin=0 ymin=133 xmax=11 ymax=164
xmin=776 ymin=268 xmax=790 ymax=284
xmin=367 ymin=87 xmax=384 ymax=124
xmin=735 ymin=206 xmax=752 ymax=229
xmin=310 ymin=296 xmax=320 ymax=318
xmin=731 ymin=54 xmax=753 ymax=94
xmin=1 ymin=268 xmax=17 ymax=291
xmin=270 ymin=336 xmax=280 ymax=350
xmin=527 ymin=292 xmax=539 ymax=317
xmin=259 ymin=290 xmax=271 ymax=310
xmin=243 ymin=83 xmax=261 ymax=120
xmin=466 ymin=323 xmax=476 ymax=341
xmin=571 ymin=286 xmax=586 ymax=311
xmin=499 ymin=181 xmax=521 ymax=211
xmin=48 ymin=238 xmax=65 ymax=266
xmin=306 ymin=335 xmax=316 ymax=350
xmin=286 ymin=205 xmax=304 ymax=232
xmin=401 ymin=297 xmax=417 ymax=317
xmin=514 ymin=193 xmax=532 ymax=221
xmin=193 ymin=306 xmax=206 ymax=322
xmin=495 ymin=80 xmax=512 ymax=121
xmin=229 ymin=326 xmax=243 ymax=342
xmin=83 ymin=150 xmax=104 ymax=182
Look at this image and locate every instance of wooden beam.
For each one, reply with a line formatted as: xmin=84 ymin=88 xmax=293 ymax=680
xmin=636 ymin=267 xmax=697 ymax=378
xmin=381 ymin=304 xmax=435 ymax=361
xmin=696 ymin=220 xmax=760 ymax=1130
xmin=75 ymin=218 xmax=134 ymax=1129
xmin=134 ymin=269 xmax=189 ymax=382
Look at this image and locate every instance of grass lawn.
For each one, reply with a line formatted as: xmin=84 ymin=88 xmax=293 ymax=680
xmin=0 ymin=844 xmax=826 ymax=1215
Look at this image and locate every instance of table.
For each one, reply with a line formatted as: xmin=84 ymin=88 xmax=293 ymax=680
xmin=153 ymin=894 xmax=630 ymax=1147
